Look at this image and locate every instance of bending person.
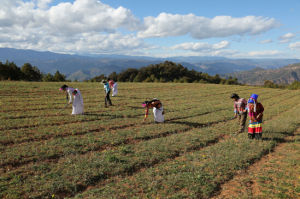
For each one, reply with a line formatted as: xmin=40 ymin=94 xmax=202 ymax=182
xmin=230 ymin=93 xmax=247 ymax=134
xmin=60 ymin=85 xmax=84 ymax=115
xmin=142 ymin=98 xmax=164 ymax=123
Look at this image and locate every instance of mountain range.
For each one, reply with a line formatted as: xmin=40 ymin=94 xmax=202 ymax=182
xmin=0 ymin=47 xmax=299 ymax=82
xmin=226 ymin=63 xmax=300 ymax=85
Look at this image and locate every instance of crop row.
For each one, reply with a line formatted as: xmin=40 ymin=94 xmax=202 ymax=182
xmin=70 ymin=102 xmax=300 ymax=199
xmin=1 ymin=92 xmax=299 ymax=198
xmin=0 ymin=108 xmax=232 ymax=168
xmin=0 ymin=87 xmax=286 ymax=130
xmin=1 ymin=88 xmax=292 ymax=147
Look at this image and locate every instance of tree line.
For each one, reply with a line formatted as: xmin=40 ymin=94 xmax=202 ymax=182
xmin=0 ymin=61 xmax=66 ymax=81
xmin=88 ymin=61 xmax=239 ymax=85
xmin=263 ymin=80 xmax=300 ymax=90
xmin=3 ymin=60 xmax=300 ymax=89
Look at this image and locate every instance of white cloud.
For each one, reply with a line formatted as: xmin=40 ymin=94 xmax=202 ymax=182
xmin=152 ymin=48 xmax=238 ymax=58
xmin=35 ymin=0 xmax=53 ymax=9
xmin=279 ymin=32 xmax=295 ymax=43
xmin=0 ymin=31 xmax=150 ymax=55
xmin=247 ymin=50 xmax=281 ymax=57
xmin=0 ymin=0 xmax=282 ymax=57
xmin=138 ymin=13 xmax=279 ymax=39
xmin=260 ymin=39 xmax=272 ymax=44
xmin=289 ymin=41 xmax=300 ymax=50
xmin=0 ymin=0 xmax=144 ymax=54
xmin=0 ymin=0 xmax=141 ymax=33
xmin=171 ymin=40 xmax=229 ymax=52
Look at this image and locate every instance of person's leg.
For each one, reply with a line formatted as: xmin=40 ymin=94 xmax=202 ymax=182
xmin=105 ymin=93 xmax=108 ymax=107
xmin=248 ymin=133 xmax=254 ymax=139
xmin=240 ymin=113 xmax=247 ymax=133
xmin=258 ymin=133 xmax=262 ymax=139
xmin=255 ymin=133 xmax=262 ymax=140
xmin=248 ymin=123 xmax=255 ymax=139
xmin=107 ymin=91 xmax=112 ymax=105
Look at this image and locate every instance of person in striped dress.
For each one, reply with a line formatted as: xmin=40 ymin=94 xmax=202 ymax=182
xmin=247 ymin=94 xmax=264 ymax=139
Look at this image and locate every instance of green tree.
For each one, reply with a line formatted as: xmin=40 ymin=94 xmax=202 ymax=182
xmin=42 ymin=73 xmax=55 ymax=82
xmin=108 ymin=72 xmax=118 ymax=82
xmin=21 ymin=63 xmax=42 ymax=81
xmin=0 ymin=61 xmax=23 ymax=80
xmin=53 ymin=70 xmax=66 ymax=81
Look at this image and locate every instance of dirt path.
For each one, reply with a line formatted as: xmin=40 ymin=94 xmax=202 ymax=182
xmin=212 ymin=127 xmax=300 ymax=199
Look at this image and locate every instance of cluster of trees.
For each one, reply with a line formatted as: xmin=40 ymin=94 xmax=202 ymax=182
xmin=0 ymin=61 xmax=66 ymax=82
xmin=88 ymin=61 xmax=239 ymax=85
xmin=263 ymin=80 xmax=300 ymax=90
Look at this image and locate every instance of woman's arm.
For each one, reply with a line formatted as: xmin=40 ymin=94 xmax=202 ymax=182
xmin=143 ymin=108 xmax=149 ymax=121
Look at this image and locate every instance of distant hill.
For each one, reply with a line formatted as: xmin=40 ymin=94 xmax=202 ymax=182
xmin=1 ymin=47 xmax=299 ymax=81
xmin=226 ymin=63 xmax=300 ymax=85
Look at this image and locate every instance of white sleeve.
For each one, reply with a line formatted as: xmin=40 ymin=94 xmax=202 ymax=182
xmin=67 ymin=90 xmax=73 ymax=103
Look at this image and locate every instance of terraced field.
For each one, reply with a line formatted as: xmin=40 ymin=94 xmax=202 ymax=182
xmin=0 ymin=82 xmax=299 ymax=199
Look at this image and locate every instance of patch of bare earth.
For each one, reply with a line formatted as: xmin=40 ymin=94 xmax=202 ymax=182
xmin=212 ymin=128 xmax=300 ymax=199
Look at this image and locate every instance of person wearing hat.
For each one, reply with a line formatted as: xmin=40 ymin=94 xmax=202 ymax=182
xmin=142 ymin=98 xmax=164 ymax=123
xmin=59 ymin=85 xmax=84 ymax=115
xmin=102 ymin=80 xmax=112 ymax=107
xmin=230 ymin=93 xmax=248 ymax=134
xmin=247 ymin=94 xmax=264 ymax=139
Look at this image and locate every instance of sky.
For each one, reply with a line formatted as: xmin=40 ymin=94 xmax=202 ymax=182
xmin=1 ymin=0 xmax=300 ymax=58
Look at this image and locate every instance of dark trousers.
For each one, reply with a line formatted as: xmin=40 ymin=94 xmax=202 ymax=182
xmin=248 ymin=133 xmax=262 ymax=140
xmin=105 ymin=91 xmax=112 ymax=107
xmin=237 ymin=112 xmax=247 ymax=133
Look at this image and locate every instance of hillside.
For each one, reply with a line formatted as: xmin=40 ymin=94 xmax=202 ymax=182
xmin=1 ymin=48 xmax=300 ymax=81
xmin=227 ymin=63 xmax=300 ymax=85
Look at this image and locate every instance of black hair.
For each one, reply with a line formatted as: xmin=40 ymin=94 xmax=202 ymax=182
xmin=230 ymin=93 xmax=239 ymax=99
xmin=61 ymin=84 xmax=68 ymax=90
xmin=72 ymin=90 xmax=78 ymax=95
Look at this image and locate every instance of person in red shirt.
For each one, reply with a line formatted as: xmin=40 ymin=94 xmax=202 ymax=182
xmin=108 ymin=79 xmax=114 ymax=89
xmin=230 ymin=93 xmax=248 ymax=134
xmin=108 ymin=79 xmax=118 ymax=97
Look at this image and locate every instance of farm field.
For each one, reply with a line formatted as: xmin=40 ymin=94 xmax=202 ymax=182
xmin=0 ymin=81 xmax=299 ymax=199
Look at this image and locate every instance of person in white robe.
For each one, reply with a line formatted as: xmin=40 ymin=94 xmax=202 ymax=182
xmin=112 ymin=82 xmax=118 ymax=97
xmin=60 ymin=85 xmax=84 ymax=115
xmin=71 ymin=89 xmax=84 ymax=115
xmin=142 ymin=98 xmax=164 ymax=123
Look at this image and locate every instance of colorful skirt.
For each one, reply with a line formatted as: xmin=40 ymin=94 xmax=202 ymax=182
xmin=248 ymin=121 xmax=262 ymax=134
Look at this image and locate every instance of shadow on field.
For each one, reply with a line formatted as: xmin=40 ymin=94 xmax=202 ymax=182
xmin=83 ymin=112 xmax=108 ymax=117
xmin=262 ymin=137 xmax=296 ymax=143
xmin=84 ymin=112 xmax=140 ymax=119
xmin=166 ymin=120 xmax=215 ymax=128
xmin=262 ymin=131 xmax=295 ymax=143
xmin=128 ymin=106 xmax=143 ymax=110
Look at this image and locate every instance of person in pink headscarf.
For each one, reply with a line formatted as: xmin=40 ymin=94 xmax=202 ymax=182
xmin=247 ymin=94 xmax=264 ymax=139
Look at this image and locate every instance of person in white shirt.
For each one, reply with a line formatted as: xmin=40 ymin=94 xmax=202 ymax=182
xmin=60 ymin=85 xmax=84 ymax=115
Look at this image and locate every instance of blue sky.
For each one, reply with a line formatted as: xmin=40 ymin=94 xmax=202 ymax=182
xmin=1 ymin=0 xmax=300 ymax=58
